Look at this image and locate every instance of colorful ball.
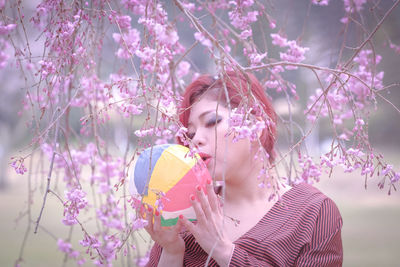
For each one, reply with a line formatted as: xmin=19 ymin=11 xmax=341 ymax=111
xmin=130 ymin=144 xmax=211 ymax=226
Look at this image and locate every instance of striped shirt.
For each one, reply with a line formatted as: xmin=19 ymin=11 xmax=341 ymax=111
xmin=146 ymin=183 xmax=343 ymax=266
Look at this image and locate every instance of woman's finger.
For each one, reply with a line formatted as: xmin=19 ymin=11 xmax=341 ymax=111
xmin=144 ymin=205 xmax=154 ymax=234
xmin=172 ymin=215 xmax=184 ymax=234
xmin=179 ymin=215 xmax=196 ymax=235
xmin=190 ymin=193 xmax=207 ymax=225
xmin=206 ymin=179 xmax=220 ymax=212
xmin=153 ymin=209 xmax=161 ymax=232
xmin=196 ymin=185 xmax=213 ymax=220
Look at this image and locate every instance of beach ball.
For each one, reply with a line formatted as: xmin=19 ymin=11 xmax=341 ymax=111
xmin=130 ymin=144 xmax=211 ymax=226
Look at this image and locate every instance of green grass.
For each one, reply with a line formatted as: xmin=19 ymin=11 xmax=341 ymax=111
xmin=1 ymin=166 xmax=400 ymax=267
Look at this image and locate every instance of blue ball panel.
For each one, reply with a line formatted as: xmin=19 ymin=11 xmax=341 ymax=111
xmin=134 ymin=143 xmax=172 ymax=195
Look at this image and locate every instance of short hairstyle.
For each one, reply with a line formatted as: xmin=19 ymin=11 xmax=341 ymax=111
xmin=178 ymin=71 xmax=277 ymax=163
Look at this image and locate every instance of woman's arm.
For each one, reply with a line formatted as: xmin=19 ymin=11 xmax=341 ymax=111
xmin=294 ymin=198 xmax=343 ymax=267
xmin=158 ymin=249 xmax=185 ymax=267
xmin=144 ymin=207 xmax=185 ymax=267
xmin=180 ymin=180 xmax=235 ymax=267
xmin=229 ymin=196 xmax=342 ymax=267
xmin=228 ymin=245 xmax=275 ymax=266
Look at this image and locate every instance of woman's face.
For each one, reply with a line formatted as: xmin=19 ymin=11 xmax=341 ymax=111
xmin=187 ymin=95 xmax=257 ymax=184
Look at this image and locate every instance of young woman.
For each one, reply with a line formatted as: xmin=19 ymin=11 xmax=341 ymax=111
xmin=144 ymin=71 xmax=343 ymax=266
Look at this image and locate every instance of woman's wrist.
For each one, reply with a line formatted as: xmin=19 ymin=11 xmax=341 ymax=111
xmin=159 ymin=249 xmax=184 ymax=267
xmin=162 ymin=239 xmax=185 ymax=255
xmin=158 ymin=241 xmax=185 ymax=267
xmin=211 ymin=241 xmax=235 ymax=267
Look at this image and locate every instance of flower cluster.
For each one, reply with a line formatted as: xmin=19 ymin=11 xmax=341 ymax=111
xmin=5 ymin=0 xmax=400 ymax=266
xmin=10 ymin=157 xmax=27 ymax=175
xmin=228 ymin=108 xmax=267 ymax=143
xmin=63 ymin=188 xmax=88 ymax=226
xmin=113 ymin=28 xmax=141 ymax=59
xmin=340 ymin=0 xmax=367 ymax=23
xmin=295 ymin=154 xmax=322 ymax=185
xmin=57 ymin=239 xmax=85 ymax=266
xmin=270 ymin=33 xmax=309 ymax=69
xmin=312 ymin=0 xmax=330 ymax=6
xmin=306 ymin=49 xmax=383 ymax=129
xmin=228 ymin=0 xmax=258 ymax=40
xmin=0 ymin=22 xmax=16 ymax=69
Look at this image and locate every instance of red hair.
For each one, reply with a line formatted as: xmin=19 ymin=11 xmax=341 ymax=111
xmin=178 ymin=71 xmax=277 ymax=162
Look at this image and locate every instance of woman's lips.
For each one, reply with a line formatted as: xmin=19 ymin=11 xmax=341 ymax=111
xmin=203 ymin=157 xmax=211 ymax=167
xmin=198 ymin=152 xmax=212 ymax=167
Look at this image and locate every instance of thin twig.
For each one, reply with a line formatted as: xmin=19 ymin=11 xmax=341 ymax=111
xmin=34 ymin=108 xmax=61 ymax=234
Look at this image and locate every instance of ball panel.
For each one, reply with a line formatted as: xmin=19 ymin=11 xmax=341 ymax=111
xmin=164 ymin=144 xmax=201 ymax=167
xmin=162 ymin=164 xmax=211 ymax=211
xmin=141 ymin=144 xmax=195 ymax=208
xmin=147 ymin=146 xmax=195 ymax=199
xmin=133 ymin=143 xmax=172 ymax=195
xmin=161 ymin=206 xmax=196 ymax=226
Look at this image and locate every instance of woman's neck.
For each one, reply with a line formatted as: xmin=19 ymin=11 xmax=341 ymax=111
xmin=222 ymin=160 xmax=275 ymax=205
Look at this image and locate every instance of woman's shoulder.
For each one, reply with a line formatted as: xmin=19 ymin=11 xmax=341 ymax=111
xmin=285 ymin=182 xmax=333 ymax=205
xmin=279 ymin=182 xmax=341 ymax=222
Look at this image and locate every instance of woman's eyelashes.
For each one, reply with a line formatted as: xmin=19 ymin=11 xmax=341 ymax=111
xmin=205 ymin=115 xmax=222 ymax=127
xmin=187 ymin=115 xmax=222 ymax=140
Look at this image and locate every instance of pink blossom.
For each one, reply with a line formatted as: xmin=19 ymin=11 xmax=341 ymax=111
xmin=270 ymin=33 xmax=287 ymax=47
xmin=194 ymin=32 xmax=212 ymax=48
xmin=228 ymin=3 xmax=258 ymax=30
xmin=113 ymin=28 xmax=141 ymax=59
xmin=116 ymin=15 xmax=131 ymax=29
xmin=391 ymin=172 xmax=400 ymax=183
xmin=229 ymin=108 xmax=267 ymax=142
xmin=0 ymin=23 xmax=16 ymax=35
xmin=10 ymin=158 xmax=27 ymax=175
xmin=132 ymin=218 xmax=148 ymax=230
xmin=57 ymin=239 xmax=82 ymax=262
xmin=240 ymin=29 xmax=252 ymax=39
xmin=389 ymin=43 xmax=400 ymax=54
xmin=346 ymin=148 xmax=365 ymax=157
xmin=295 ymin=155 xmax=322 ymax=184
xmin=343 ymin=0 xmax=366 ymax=13
xmin=381 ymin=165 xmax=393 ymax=176
xmin=136 ymin=252 xmax=150 ymax=266
xmin=248 ymin=51 xmax=267 ymax=65
xmin=176 ymin=61 xmax=191 ymax=78
xmin=63 ymin=188 xmax=88 ymax=226
xmin=312 ymin=0 xmax=329 ymax=6
xmin=0 ymin=40 xmax=10 ymax=69
xmin=57 ymin=239 xmax=72 ymax=253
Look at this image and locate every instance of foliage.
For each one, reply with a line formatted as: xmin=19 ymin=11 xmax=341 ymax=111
xmin=1 ymin=0 xmax=399 ymax=266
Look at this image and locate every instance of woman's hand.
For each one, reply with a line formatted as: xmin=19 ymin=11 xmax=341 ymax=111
xmin=144 ymin=206 xmax=185 ymax=255
xmin=180 ymin=179 xmax=235 ymax=267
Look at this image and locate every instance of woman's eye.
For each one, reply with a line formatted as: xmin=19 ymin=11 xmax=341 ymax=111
xmin=187 ymin=132 xmax=195 ymax=139
xmin=206 ymin=116 xmax=222 ymax=127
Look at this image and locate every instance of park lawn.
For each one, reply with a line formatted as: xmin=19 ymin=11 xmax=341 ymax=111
xmin=1 ymin=165 xmax=399 ymax=267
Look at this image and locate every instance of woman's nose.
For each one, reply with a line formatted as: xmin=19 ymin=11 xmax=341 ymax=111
xmin=192 ymin=131 xmax=206 ymax=148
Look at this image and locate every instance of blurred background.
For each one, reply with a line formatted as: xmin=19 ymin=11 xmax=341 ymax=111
xmin=1 ymin=0 xmax=400 ymax=266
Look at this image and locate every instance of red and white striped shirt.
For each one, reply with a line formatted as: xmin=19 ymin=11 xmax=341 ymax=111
xmin=147 ymin=183 xmax=343 ymax=266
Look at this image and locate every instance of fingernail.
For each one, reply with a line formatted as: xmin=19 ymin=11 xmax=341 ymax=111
xmin=147 ymin=206 xmax=152 ymax=212
xmin=179 ymin=214 xmax=183 ymax=219
xmin=190 ymin=194 xmax=195 ymax=201
xmin=207 ymin=179 xmax=212 ymax=185
xmin=196 ymin=185 xmax=201 ymax=191
xmin=155 ymin=210 xmax=160 ymax=216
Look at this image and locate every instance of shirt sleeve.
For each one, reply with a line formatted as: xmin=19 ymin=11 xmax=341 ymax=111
xmin=145 ymin=243 xmax=162 ymax=267
xmin=229 ymin=245 xmax=275 ymax=267
xmin=294 ymin=198 xmax=343 ymax=267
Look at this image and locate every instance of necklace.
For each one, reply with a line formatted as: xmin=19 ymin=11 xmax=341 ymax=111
xmin=225 ymin=214 xmax=241 ymax=227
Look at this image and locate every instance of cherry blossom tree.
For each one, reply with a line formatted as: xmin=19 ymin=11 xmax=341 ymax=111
xmin=1 ymin=0 xmax=399 ymax=266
